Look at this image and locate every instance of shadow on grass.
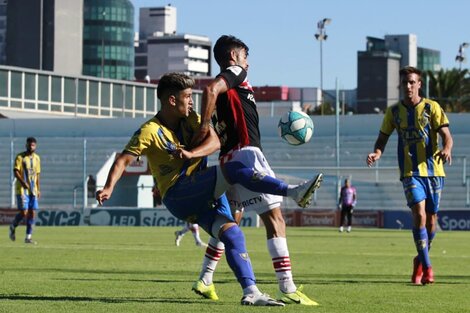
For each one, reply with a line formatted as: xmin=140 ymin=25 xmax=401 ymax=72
xmin=0 ymin=294 xmax=226 ymax=305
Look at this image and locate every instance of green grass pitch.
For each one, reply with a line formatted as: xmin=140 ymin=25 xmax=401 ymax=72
xmin=1 ymin=226 xmax=469 ymax=313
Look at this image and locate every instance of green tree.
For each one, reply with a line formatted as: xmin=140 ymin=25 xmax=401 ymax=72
xmin=425 ymin=68 xmax=469 ymax=112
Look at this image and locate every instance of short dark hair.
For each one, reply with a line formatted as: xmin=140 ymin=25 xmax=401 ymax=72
xmin=157 ymin=72 xmax=195 ymax=100
xmin=399 ymin=66 xmax=422 ymax=79
xmin=26 ymin=137 xmax=37 ymax=144
xmin=213 ymin=35 xmax=249 ymax=66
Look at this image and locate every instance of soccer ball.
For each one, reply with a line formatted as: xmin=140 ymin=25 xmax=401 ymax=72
xmin=278 ymin=111 xmax=314 ymax=145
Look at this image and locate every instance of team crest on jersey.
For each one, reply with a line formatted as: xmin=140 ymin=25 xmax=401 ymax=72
xmin=239 ymin=252 xmax=249 ymax=260
xmin=251 ymin=171 xmax=266 ymax=181
xmin=157 ymin=128 xmax=177 ymax=153
xmin=416 ymin=239 xmax=427 ymax=250
xmin=418 ymin=111 xmax=430 ymax=128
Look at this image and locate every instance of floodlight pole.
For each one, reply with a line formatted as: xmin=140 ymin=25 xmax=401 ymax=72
xmin=315 ymin=18 xmax=331 ymax=115
xmin=456 ymin=42 xmax=469 ymax=71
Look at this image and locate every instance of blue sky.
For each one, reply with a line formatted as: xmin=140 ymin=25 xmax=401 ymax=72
xmin=132 ymin=0 xmax=470 ymax=90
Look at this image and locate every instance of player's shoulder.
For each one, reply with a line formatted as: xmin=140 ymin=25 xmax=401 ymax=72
xmin=15 ymin=151 xmax=26 ymax=159
xmin=422 ymin=97 xmax=439 ymax=106
xmin=218 ymin=65 xmax=247 ymax=85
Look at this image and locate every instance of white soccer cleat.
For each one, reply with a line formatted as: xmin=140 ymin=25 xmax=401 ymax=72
xmin=292 ymin=173 xmax=323 ymax=208
xmin=174 ymin=231 xmax=183 ymax=246
xmin=196 ymin=241 xmax=208 ymax=248
xmin=241 ymin=293 xmax=285 ymax=306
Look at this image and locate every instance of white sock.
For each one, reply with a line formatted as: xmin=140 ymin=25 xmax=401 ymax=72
xmin=243 ymin=284 xmax=261 ymax=296
xmin=190 ymin=224 xmax=203 ymax=243
xmin=285 ymin=185 xmax=298 ymax=199
xmin=199 ymin=237 xmax=225 ymax=285
xmin=267 ymin=237 xmax=296 ymax=293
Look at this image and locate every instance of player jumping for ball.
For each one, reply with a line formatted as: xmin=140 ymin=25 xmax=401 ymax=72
xmin=191 ymin=35 xmax=323 ymax=305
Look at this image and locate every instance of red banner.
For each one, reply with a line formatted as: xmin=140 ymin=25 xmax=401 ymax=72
xmin=0 ymin=208 xmax=18 ymax=225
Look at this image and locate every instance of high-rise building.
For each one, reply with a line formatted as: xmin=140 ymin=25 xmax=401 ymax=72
xmin=357 ymin=34 xmax=441 ymax=113
xmin=357 ymin=37 xmax=401 ymax=113
xmin=83 ymin=0 xmax=134 ymax=80
xmin=0 ymin=0 xmax=7 ymax=64
xmin=139 ymin=6 xmax=177 ymax=38
xmin=135 ymin=5 xmax=211 ymax=81
xmin=6 ymin=0 xmax=83 ymax=76
xmin=417 ymin=47 xmax=441 ymax=72
xmin=5 ymin=0 xmax=134 ymax=80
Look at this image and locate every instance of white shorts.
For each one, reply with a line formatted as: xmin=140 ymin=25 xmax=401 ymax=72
xmin=221 ymin=146 xmax=283 ymax=215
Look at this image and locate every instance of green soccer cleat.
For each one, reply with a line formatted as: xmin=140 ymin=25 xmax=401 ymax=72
xmin=192 ymin=280 xmax=219 ymax=301
xmin=277 ymin=285 xmax=319 ymax=306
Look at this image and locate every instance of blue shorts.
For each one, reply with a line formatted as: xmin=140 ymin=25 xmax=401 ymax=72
xmin=163 ymin=166 xmax=234 ymax=236
xmin=402 ymin=177 xmax=444 ymax=213
xmin=17 ymin=195 xmax=39 ymax=210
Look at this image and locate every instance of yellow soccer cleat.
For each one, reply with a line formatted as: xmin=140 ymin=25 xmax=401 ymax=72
xmin=192 ymin=280 xmax=219 ymax=301
xmin=277 ymin=285 xmax=319 ymax=306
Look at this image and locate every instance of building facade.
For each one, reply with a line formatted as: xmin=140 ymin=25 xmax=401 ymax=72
xmin=357 ymin=34 xmax=441 ymax=113
xmin=82 ymin=0 xmax=134 ymax=80
xmin=0 ymin=0 xmax=7 ymax=64
xmin=6 ymin=0 xmax=83 ymax=76
xmin=135 ymin=6 xmax=211 ymax=80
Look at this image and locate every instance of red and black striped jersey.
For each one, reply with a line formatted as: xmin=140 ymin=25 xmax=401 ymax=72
xmin=213 ymin=65 xmax=262 ymax=157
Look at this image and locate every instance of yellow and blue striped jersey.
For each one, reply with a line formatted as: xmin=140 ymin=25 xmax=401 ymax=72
xmin=380 ymin=98 xmax=449 ymax=178
xmin=15 ymin=152 xmax=41 ymax=196
xmin=124 ymin=111 xmax=207 ymax=197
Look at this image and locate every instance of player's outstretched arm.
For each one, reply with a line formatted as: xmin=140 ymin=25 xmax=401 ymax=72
xmin=96 ymin=153 xmax=135 ymax=205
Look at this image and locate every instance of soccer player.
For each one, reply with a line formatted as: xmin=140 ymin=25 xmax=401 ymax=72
xmin=191 ymin=35 xmax=322 ymax=305
xmin=338 ymin=178 xmax=357 ymax=232
xmin=9 ymin=137 xmax=41 ymax=244
xmin=174 ymin=223 xmax=207 ymax=247
xmin=96 ymin=72 xmax=284 ymax=306
xmin=366 ymin=66 xmax=453 ymax=285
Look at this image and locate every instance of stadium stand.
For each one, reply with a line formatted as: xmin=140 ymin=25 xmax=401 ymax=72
xmin=0 ymin=114 xmax=468 ymax=211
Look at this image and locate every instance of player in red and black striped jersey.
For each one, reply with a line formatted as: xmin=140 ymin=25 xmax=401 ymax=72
xmin=192 ymin=35 xmax=322 ymax=306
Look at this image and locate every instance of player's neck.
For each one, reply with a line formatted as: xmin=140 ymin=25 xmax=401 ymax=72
xmin=156 ymin=111 xmax=179 ymax=131
xmin=403 ymin=96 xmax=421 ymax=107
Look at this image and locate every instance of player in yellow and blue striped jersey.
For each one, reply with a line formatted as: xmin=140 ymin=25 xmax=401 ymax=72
xmin=367 ymin=66 xmax=453 ymax=285
xmin=9 ymin=137 xmax=41 ymax=244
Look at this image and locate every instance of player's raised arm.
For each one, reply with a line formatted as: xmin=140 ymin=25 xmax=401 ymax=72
xmin=191 ymin=77 xmax=228 ymax=147
xmin=96 ymin=152 xmax=136 ymax=205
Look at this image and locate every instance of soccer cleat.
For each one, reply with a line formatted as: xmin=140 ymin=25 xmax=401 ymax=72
xmin=339 ymin=226 xmax=344 ymax=232
xmin=24 ymin=238 xmax=37 ymax=245
xmin=293 ymin=173 xmax=323 ymax=208
xmin=9 ymin=225 xmax=16 ymax=241
xmin=192 ymin=280 xmax=219 ymax=300
xmin=241 ymin=293 xmax=285 ymax=306
xmin=347 ymin=226 xmax=352 ymax=233
xmin=411 ymin=256 xmax=423 ymax=285
xmin=175 ymin=231 xmax=183 ymax=246
xmin=196 ymin=241 xmax=208 ymax=248
xmin=276 ymin=285 xmax=319 ymax=306
xmin=421 ymin=267 xmax=434 ymax=285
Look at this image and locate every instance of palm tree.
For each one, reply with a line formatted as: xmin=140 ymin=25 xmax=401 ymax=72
xmin=425 ymin=68 xmax=469 ymax=112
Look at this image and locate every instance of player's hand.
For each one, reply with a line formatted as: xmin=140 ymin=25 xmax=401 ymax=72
xmin=435 ymin=149 xmax=452 ymax=165
xmin=366 ymin=153 xmax=380 ymax=167
xmin=172 ymin=148 xmax=193 ymax=160
xmin=96 ymin=189 xmax=112 ymax=206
